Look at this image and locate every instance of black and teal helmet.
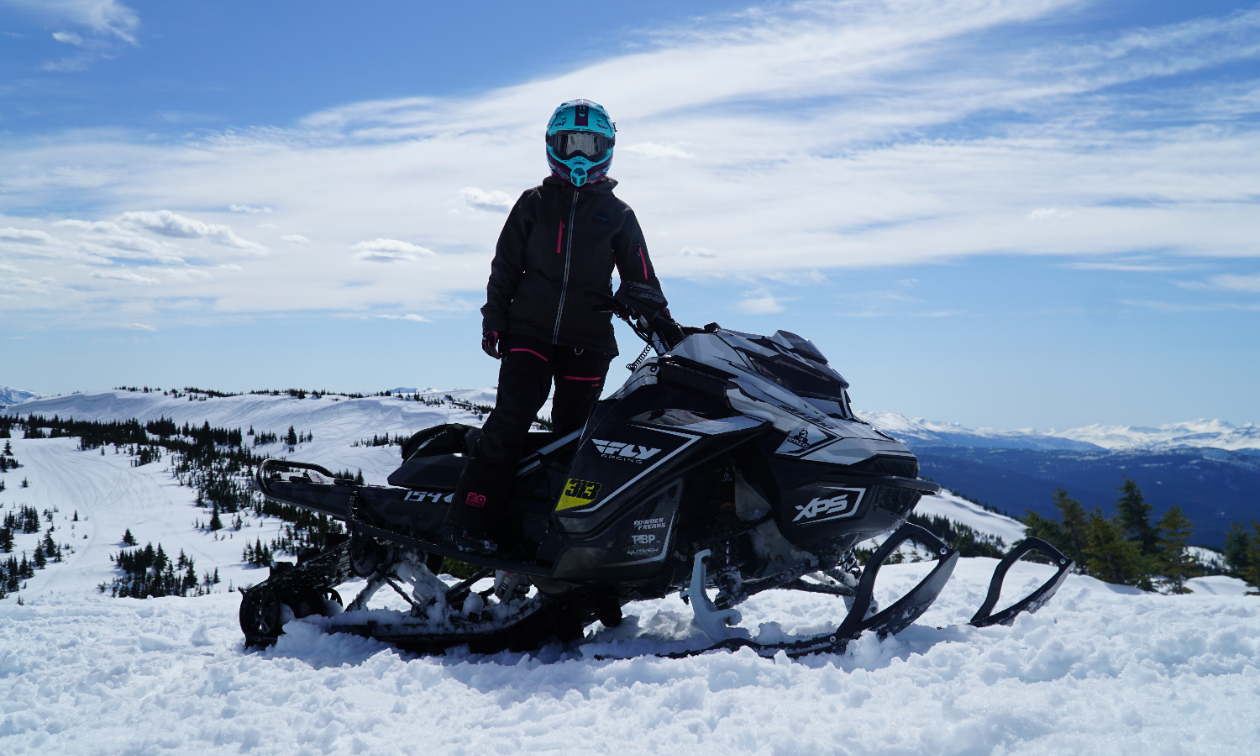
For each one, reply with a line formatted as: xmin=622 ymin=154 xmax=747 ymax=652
xmin=546 ymin=99 xmax=615 ymax=187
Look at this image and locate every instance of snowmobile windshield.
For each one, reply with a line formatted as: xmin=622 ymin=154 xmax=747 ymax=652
xmin=741 ymin=350 xmax=856 ymax=418
xmin=547 ymin=131 xmax=610 ymax=160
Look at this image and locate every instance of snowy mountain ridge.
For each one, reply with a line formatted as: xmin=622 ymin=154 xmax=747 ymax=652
xmin=0 ymin=385 xmax=46 ymax=408
xmin=858 ymin=410 xmax=1260 ymax=452
xmin=5 ymin=388 xmax=1256 ymax=453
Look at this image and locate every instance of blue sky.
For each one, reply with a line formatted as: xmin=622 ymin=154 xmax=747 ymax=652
xmin=1 ymin=0 xmax=1258 ymax=430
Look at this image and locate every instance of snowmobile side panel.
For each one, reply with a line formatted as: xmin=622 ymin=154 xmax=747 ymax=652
xmin=553 ymin=404 xmax=768 ymax=538
xmin=547 ymin=479 xmax=684 ymax=583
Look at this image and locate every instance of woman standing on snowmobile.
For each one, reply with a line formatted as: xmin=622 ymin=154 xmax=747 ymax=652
xmin=442 ymin=99 xmax=672 ymax=551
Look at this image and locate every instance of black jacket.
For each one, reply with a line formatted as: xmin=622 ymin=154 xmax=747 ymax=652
xmin=481 ymin=176 xmax=663 ymax=356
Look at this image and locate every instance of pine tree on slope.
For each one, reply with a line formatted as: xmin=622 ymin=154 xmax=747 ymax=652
xmin=1156 ymin=505 xmax=1197 ymax=594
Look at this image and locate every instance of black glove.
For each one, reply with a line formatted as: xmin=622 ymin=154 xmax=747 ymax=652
xmin=481 ymin=331 xmax=501 ymax=359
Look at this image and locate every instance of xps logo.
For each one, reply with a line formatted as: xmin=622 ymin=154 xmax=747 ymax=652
xmin=792 ymin=487 xmax=865 ymax=523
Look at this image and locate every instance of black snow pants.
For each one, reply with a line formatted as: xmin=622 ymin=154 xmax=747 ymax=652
xmin=446 ymin=334 xmax=613 ymax=533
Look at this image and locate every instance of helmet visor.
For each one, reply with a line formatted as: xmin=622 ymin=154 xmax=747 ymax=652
xmin=547 ymin=131 xmax=611 ymax=161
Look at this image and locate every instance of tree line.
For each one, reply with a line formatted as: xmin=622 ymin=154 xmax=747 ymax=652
xmin=1023 ymin=476 xmax=1255 ymax=594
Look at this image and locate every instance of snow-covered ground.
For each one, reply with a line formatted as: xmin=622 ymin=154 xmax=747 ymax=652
xmin=2 ymin=389 xmax=1257 ymax=754
xmin=2 ymin=556 xmax=1256 ymax=754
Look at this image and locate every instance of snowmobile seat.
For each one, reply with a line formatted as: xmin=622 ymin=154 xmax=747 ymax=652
xmin=387 ymin=427 xmax=568 ymax=491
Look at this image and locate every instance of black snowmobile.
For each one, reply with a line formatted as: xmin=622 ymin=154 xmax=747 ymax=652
xmin=242 ymin=284 xmax=1073 ymax=658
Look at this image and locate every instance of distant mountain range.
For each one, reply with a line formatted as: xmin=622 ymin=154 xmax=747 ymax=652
xmin=0 ymin=386 xmax=45 ymax=408
xmin=859 ymin=411 xmax=1260 ymax=454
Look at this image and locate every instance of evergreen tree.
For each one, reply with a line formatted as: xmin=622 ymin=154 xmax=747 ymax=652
xmin=1116 ymin=477 xmax=1158 ymax=557
xmin=1223 ymin=522 xmax=1251 ymax=577
xmin=122 ymin=528 xmax=137 ymax=546
xmin=1053 ymin=488 xmax=1090 ymax=566
xmin=1086 ymin=508 xmax=1147 ymax=588
xmin=1241 ymin=523 xmax=1260 ymax=595
xmin=209 ymin=502 xmax=223 ymax=531
xmin=286 ymin=426 xmax=298 ymax=446
xmin=3 ymin=440 xmax=11 ymax=455
xmin=355 ymin=468 xmax=364 ymax=485
xmin=21 ymin=478 xmax=29 ymax=488
xmin=34 ymin=547 xmax=47 ymax=569
xmin=1022 ymin=510 xmax=1067 ymax=553
xmin=1156 ymin=505 xmax=1196 ymax=594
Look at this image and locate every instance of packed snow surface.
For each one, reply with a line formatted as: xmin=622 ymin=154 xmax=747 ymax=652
xmin=2 ymin=394 xmax=1258 ymax=753
xmin=3 ymin=562 xmax=1257 ymax=754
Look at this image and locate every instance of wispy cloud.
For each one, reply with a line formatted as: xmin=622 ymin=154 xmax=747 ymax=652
xmin=7 ymin=0 xmax=140 ymax=44
xmin=739 ymin=288 xmax=786 ymax=314
xmin=118 ymin=211 xmax=266 ymax=253
xmin=91 ymin=268 xmax=160 ymax=284
xmin=375 ymin=313 xmax=431 ymax=322
xmin=123 ymin=322 xmax=156 ymax=331
xmin=1210 ymin=273 xmax=1260 ymax=293
xmin=351 ymin=238 xmax=435 ymax=263
xmin=458 ymin=188 xmax=513 ymax=213
xmin=2 ymin=0 xmax=1260 ymax=330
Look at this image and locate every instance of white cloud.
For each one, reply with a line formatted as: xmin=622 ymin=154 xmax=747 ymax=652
xmin=739 ymin=289 xmax=784 ymax=314
xmin=6 ymin=0 xmax=140 ymax=44
xmin=0 ymin=263 xmax=20 ymax=273
xmin=351 ymin=238 xmax=435 ymax=263
xmin=1029 ymin=208 xmax=1073 ymax=220
xmin=376 ymin=313 xmax=432 ymax=322
xmin=0 ymin=277 xmax=55 ymax=295
xmin=1209 ymin=274 xmax=1260 ymax=293
xmin=281 ymin=234 xmax=311 ymax=244
xmin=459 ymin=188 xmax=513 ymax=213
xmin=52 ymin=31 xmax=83 ymax=45
xmin=230 ymin=204 xmax=273 ymax=214
xmin=118 ymin=211 xmax=267 ymax=253
xmin=619 ymin=143 xmax=693 ymax=159
xmin=0 ymin=227 xmax=55 ymax=244
xmin=3 ymin=0 xmax=1260 ymax=330
xmin=123 ymin=323 xmax=156 ymax=331
xmin=90 ymin=268 xmax=160 ymax=284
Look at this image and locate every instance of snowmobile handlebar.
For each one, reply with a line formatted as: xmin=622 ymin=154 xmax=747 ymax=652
xmin=588 ymin=283 xmax=686 ymax=354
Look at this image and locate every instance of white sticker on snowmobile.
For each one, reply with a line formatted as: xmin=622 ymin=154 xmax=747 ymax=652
xmin=404 ymin=490 xmax=453 ymax=503
xmin=631 ymin=534 xmax=657 ymax=545
xmin=634 ymin=517 xmax=667 ymax=530
xmin=592 ymin=439 xmax=662 ymax=463
xmin=792 ymin=487 xmax=865 ymax=523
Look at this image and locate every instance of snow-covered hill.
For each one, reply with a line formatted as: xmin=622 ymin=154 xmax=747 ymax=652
xmin=11 ymin=388 xmax=501 ymax=485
